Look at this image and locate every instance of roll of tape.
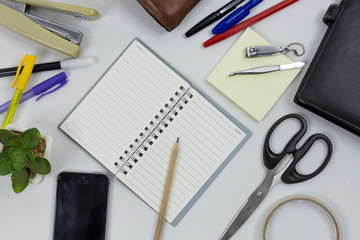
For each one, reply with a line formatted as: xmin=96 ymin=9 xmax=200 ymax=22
xmin=260 ymin=195 xmax=342 ymax=240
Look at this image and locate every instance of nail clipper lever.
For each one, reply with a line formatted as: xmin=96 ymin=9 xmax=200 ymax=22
xmin=246 ymin=45 xmax=286 ymax=58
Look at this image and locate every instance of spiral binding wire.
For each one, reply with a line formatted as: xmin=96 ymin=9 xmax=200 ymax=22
xmin=115 ymin=86 xmax=193 ymax=175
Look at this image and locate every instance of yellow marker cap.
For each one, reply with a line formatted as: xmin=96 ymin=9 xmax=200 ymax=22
xmin=11 ymin=54 xmax=36 ymax=90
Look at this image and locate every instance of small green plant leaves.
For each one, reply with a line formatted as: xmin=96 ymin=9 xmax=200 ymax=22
xmin=39 ymin=158 xmax=51 ymax=175
xmin=29 ymin=157 xmax=51 ymax=175
xmin=22 ymin=128 xmax=40 ymax=150
xmin=11 ymin=168 xmax=29 ymax=186
xmin=7 ymin=161 xmax=16 ymax=173
xmin=9 ymin=148 xmax=28 ymax=170
xmin=2 ymin=146 xmax=12 ymax=156
xmin=0 ymin=130 xmax=15 ymax=146
xmin=12 ymin=178 xmax=29 ymax=194
xmin=0 ymin=152 xmax=8 ymax=161
xmin=29 ymin=157 xmax=43 ymax=173
xmin=0 ymin=159 xmax=10 ymax=175
xmin=26 ymin=151 xmax=35 ymax=167
xmin=1 ymin=128 xmax=49 ymax=193
xmin=8 ymin=134 xmax=25 ymax=148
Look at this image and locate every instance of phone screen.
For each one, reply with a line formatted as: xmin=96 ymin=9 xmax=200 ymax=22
xmin=53 ymin=172 xmax=110 ymax=240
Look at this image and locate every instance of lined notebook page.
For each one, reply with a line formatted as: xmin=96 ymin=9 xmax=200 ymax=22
xmin=60 ymin=40 xmax=190 ymax=173
xmin=116 ymin=87 xmax=246 ymax=223
xmin=60 ymin=39 xmax=248 ymax=224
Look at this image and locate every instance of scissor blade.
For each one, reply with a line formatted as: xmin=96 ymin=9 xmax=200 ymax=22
xmin=219 ymin=173 xmax=273 ymax=240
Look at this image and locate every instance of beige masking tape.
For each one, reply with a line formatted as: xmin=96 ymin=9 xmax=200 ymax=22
xmin=260 ymin=195 xmax=342 ymax=240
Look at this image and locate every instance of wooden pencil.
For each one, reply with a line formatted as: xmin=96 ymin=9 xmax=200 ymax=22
xmin=154 ymin=137 xmax=180 ymax=240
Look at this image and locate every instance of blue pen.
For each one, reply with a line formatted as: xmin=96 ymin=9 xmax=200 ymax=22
xmin=0 ymin=72 xmax=68 ymax=114
xmin=212 ymin=0 xmax=263 ymax=34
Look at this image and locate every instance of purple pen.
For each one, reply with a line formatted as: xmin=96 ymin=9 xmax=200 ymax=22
xmin=0 ymin=72 xmax=68 ymax=114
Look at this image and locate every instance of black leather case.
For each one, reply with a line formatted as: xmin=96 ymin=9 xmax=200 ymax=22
xmin=294 ymin=0 xmax=360 ymax=136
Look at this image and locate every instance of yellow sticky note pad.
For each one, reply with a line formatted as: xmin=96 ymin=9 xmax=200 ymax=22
xmin=207 ymin=28 xmax=301 ymax=121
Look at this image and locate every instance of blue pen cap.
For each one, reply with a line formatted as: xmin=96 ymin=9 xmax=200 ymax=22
xmin=0 ymin=72 xmax=68 ymax=114
xmin=32 ymin=72 xmax=67 ymax=95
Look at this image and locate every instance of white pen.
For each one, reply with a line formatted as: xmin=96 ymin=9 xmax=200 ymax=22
xmin=229 ymin=62 xmax=305 ymax=76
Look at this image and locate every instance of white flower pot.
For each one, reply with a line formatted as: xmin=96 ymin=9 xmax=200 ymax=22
xmin=1 ymin=124 xmax=54 ymax=184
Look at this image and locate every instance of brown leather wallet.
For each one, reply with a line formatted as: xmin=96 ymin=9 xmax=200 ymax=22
xmin=137 ymin=0 xmax=200 ymax=31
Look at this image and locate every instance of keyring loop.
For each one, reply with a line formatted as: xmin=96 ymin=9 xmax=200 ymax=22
xmin=260 ymin=195 xmax=342 ymax=240
xmin=285 ymin=42 xmax=305 ymax=57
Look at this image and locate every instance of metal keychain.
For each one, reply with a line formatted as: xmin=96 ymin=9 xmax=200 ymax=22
xmin=245 ymin=42 xmax=305 ymax=58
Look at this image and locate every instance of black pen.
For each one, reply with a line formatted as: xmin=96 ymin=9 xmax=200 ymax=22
xmin=185 ymin=0 xmax=246 ymax=38
xmin=0 ymin=57 xmax=95 ymax=78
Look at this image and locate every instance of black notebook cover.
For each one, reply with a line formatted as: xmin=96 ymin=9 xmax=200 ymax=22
xmin=294 ymin=0 xmax=360 ymax=136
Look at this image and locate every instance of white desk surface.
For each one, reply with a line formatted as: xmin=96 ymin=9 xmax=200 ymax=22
xmin=1 ymin=0 xmax=359 ymax=239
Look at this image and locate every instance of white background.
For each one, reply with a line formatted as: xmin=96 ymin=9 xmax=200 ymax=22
xmin=1 ymin=0 xmax=359 ymax=239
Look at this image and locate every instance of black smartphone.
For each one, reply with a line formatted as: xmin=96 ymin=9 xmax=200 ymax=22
xmin=53 ymin=172 xmax=110 ymax=240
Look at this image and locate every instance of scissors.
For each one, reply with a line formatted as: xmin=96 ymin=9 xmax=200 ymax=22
xmin=219 ymin=114 xmax=332 ymax=240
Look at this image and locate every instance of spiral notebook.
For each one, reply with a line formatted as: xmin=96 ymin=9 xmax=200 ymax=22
xmin=59 ymin=39 xmax=249 ymax=224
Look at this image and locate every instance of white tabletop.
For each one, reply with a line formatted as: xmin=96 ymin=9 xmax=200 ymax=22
xmin=1 ymin=0 xmax=359 ymax=239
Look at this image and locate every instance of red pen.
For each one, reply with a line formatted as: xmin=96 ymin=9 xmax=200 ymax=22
xmin=203 ymin=0 xmax=299 ymax=48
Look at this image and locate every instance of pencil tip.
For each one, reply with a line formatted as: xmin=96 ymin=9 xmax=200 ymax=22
xmin=176 ymin=137 xmax=179 ymax=143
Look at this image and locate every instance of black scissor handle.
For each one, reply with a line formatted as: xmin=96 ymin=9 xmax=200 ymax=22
xmin=263 ymin=114 xmax=307 ymax=169
xmin=281 ymin=134 xmax=332 ymax=183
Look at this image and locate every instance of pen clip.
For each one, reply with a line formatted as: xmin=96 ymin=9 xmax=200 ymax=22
xmin=11 ymin=54 xmax=29 ymax=88
xmin=36 ymin=79 xmax=68 ymax=101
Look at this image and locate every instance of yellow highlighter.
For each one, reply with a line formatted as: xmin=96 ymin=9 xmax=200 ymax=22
xmin=1 ymin=54 xmax=36 ymax=129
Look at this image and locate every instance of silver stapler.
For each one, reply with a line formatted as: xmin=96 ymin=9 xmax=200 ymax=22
xmin=0 ymin=0 xmax=100 ymax=57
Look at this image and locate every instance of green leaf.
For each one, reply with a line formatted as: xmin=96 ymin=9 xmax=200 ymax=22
xmin=11 ymin=168 xmax=29 ymax=186
xmin=30 ymin=157 xmax=51 ymax=175
xmin=0 ymin=152 xmax=8 ymax=161
xmin=0 ymin=159 xmax=10 ymax=175
xmin=8 ymin=134 xmax=25 ymax=148
xmin=22 ymin=128 xmax=41 ymax=150
xmin=29 ymin=157 xmax=44 ymax=173
xmin=9 ymin=148 xmax=28 ymax=170
xmin=12 ymin=178 xmax=29 ymax=194
xmin=38 ymin=158 xmax=51 ymax=175
xmin=2 ymin=146 xmax=13 ymax=156
xmin=26 ymin=151 xmax=35 ymax=167
xmin=7 ymin=161 xmax=16 ymax=173
xmin=0 ymin=130 xmax=15 ymax=146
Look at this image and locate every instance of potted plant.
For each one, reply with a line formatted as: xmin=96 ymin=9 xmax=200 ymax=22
xmin=0 ymin=125 xmax=53 ymax=193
